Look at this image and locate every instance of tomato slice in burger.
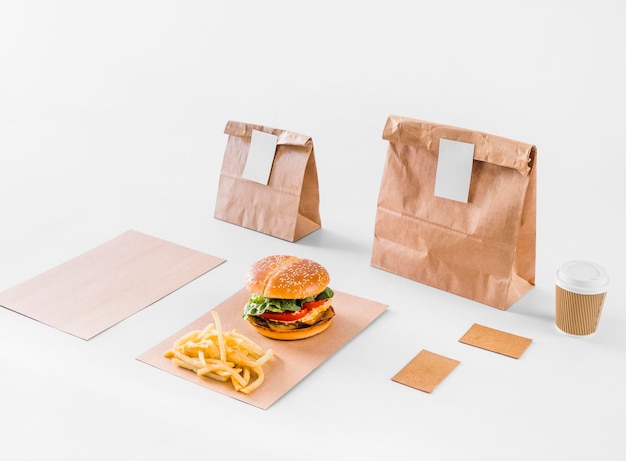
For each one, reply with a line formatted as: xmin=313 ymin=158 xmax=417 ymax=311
xmin=259 ymin=308 xmax=309 ymax=322
xmin=302 ymin=299 xmax=327 ymax=309
xmin=302 ymin=299 xmax=328 ymax=310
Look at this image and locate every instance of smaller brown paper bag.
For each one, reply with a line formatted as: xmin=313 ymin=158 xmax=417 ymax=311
xmin=214 ymin=121 xmax=321 ymax=242
xmin=371 ymin=115 xmax=537 ymax=309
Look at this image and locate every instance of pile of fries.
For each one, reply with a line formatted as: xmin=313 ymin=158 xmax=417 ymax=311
xmin=164 ymin=311 xmax=274 ymax=394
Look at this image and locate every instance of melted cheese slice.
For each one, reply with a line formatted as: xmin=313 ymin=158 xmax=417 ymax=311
xmin=266 ymin=298 xmax=332 ymax=331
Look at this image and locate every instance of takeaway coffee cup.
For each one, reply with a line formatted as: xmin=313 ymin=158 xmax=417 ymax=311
xmin=555 ymin=260 xmax=609 ymax=335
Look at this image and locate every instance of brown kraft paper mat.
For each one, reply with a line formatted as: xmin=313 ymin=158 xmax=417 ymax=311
xmin=137 ymin=288 xmax=388 ymax=410
xmin=0 ymin=230 xmax=225 ymax=340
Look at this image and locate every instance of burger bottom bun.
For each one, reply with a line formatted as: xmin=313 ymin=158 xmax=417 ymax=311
xmin=248 ymin=307 xmax=335 ymax=341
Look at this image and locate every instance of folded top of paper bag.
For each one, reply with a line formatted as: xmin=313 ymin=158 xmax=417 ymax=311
xmin=383 ymin=115 xmax=536 ymax=176
xmin=224 ymin=120 xmax=311 ymax=147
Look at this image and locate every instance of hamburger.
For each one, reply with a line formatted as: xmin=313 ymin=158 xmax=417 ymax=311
xmin=242 ymin=255 xmax=335 ymax=340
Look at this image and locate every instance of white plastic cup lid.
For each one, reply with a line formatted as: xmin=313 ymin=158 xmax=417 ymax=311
xmin=555 ymin=260 xmax=609 ymax=295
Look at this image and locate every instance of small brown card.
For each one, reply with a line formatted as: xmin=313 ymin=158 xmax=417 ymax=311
xmin=392 ymin=350 xmax=460 ymax=393
xmin=459 ymin=323 xmax=532 ymax=359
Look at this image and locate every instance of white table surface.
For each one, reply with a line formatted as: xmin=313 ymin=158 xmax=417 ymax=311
xmin=1 ymin=2 xmax=625 ymax=460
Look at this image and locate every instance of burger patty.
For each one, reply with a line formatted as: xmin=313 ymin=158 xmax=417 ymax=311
xmin=250 ymin=305 xmax=335 ymax=331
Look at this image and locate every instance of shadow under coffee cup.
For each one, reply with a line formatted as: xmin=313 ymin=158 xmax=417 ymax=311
xmin=555 ymin=260 xmax=609 ymax=336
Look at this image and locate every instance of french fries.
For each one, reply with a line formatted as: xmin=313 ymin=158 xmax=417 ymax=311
xmin=164 ymin=311 xmax=274 ymax=394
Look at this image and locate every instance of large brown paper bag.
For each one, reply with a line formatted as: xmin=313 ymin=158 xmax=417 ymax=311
xmin=371 ymin=115 xmax=537 ymax=309
xmin=214 ymin=121 xmax=321 ymax=242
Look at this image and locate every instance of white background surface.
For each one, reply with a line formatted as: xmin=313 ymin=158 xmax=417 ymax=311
xmin=1 ymin=1 xmax=625 ymax=460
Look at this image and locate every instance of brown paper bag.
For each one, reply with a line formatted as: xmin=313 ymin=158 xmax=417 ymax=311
xmin=371 ymin=115 xmax=537 ymax=309
xmin=214 ymin=121 xmax=321 ymax=242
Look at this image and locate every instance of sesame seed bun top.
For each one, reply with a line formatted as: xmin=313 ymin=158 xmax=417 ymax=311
xmin=244 ymin=255 xmax=330 ymax=299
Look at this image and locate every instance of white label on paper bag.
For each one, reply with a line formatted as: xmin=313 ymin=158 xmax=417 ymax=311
xmin=242 ymin=129 xmax=278 ymax=185
xmin=434 ymin=138 xmax=475 ymax=203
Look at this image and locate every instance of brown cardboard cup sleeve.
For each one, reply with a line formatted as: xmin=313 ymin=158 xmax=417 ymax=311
xmin=555 ymin=261 xmax=609 ymax=335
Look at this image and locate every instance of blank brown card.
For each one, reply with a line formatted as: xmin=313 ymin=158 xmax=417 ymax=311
xmin=459 ymin=323 xmax=532 ymax=359
xmin=392 ymin=349 xmax=460 ymax=393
